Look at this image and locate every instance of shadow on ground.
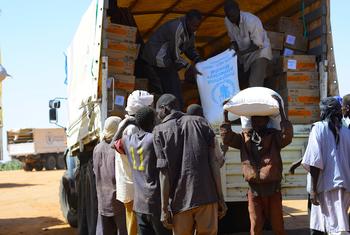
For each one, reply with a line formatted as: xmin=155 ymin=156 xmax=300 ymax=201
xmin=0 ymin=183 xmax=39 ymax=188
xmin=224 ymin=228 xmax=309 ymax=235
xmin=0 ymin=217 xmax=76 ymax=235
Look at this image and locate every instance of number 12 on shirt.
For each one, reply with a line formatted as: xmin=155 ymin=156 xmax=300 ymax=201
xmin=130 ymin=147 xmax=145 ymax=171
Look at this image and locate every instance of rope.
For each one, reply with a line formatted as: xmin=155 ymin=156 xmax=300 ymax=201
xmin=301 ymin=0 xmax=308 ymax=37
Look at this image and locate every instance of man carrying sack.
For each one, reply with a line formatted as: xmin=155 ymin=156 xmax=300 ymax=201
xmin=220 ymin=93 xmax=293 ymax=235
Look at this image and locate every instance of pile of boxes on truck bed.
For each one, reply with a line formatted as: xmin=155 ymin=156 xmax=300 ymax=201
xmin=267 ymin=17 xmax=320 ymax=124
xmin=103 ymin=20 xmax=148 ymax=118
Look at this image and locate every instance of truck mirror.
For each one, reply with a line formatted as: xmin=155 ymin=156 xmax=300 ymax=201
xmin=49 ymin=100 xmax=61 ymax=109
xmin=49 ymin=108 xmax=58 ymax=123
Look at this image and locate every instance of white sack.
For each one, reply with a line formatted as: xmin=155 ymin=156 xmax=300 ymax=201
xmin=196 ymin=49 xmax=240 ymax=126
xmin=223 ymin=87 xmax=283 ymax=116
xmin=224 ymin=87 xmax=285 ymax=130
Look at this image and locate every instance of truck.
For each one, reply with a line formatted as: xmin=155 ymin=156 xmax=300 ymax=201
xmin=7 ymin=128 xmax=67 ymax=171
xmin=55 ymin=0 xmax=338 ymax=233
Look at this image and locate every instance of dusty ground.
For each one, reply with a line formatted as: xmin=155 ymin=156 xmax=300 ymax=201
xmin=0 ymin=170 xmax=309 ymax=235
xmin=0 ymin=170 xmax=75 ymax=235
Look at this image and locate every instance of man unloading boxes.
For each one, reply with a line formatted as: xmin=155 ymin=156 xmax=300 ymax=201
xmin=220 ymin=88 xmax=293 ymax=235
xmin=224 ymin=0 xmax=272 ymax=89
xmin=141 ymin=10 xmax=203 ymax=109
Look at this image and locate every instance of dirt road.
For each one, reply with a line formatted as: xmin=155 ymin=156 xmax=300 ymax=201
xmin=0 ymin=170 xmax=75 ymax=235
xmin=0 ymin=170 xmax=309 ymax=235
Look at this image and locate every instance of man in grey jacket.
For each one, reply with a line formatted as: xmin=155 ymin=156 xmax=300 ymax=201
xmin=141 ymin=10 xmax=203 ymax=109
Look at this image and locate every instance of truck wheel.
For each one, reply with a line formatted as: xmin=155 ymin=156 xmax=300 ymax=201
xmin=23 ymin=163 xmax=33 ymax=171
xmin=56 ymin=155 xmax=66 ymax=170
xmin=45 ymin=156 xmax=56 ymax=170
xmin=34 ymin=164 xmax=44 ymax=171
xmin=59 ymin=175 xmax=78 ymax=227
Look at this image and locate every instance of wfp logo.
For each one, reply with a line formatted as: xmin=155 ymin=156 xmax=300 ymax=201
xmin=211 ymin=81 xmax=235 ymax=105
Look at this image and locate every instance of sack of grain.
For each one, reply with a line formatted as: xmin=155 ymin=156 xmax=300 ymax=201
xmin=223 ymin=87 xmax=285 ymax=130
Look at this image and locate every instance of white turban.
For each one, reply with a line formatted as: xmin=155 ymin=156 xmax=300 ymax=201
xmin=102 ymin=116 xmax=122 ymax=140
xmin=125 ymin=90 xmax=154 ymax=115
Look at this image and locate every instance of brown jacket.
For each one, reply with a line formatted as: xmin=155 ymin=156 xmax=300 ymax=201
xmin=221 ymin=121 xmax=293 ymax=183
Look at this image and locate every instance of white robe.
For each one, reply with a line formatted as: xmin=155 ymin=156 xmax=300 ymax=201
xmin=302 ymin=121 xmax=350 ymax=233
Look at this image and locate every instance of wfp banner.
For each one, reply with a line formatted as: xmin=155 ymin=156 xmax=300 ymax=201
xmin=196 ymin=49 xmax=239 ymax=127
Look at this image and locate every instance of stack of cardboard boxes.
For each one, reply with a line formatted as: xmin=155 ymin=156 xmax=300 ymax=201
xmin=280 ymin=55 xmax=320 ymax=124
xmin=103 ymin=20 xmax=139 ymax=117
xmin=277 ymin=17 xmax=308 ymax=56
xmin=267 ymin=17 xmax=320 ymax=124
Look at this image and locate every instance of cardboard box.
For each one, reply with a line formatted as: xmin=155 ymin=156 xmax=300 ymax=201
xmin=107 ymin=89 xmax=128 ymax=118
xmin=105 ymin=23 xmax=137 ymax=43
xmin=287 ymin=88 xmax=320 ymax=105
xmin=135 ymin=78 xmax=149 ymax=91
xmin=282 ymin=48 xmax=304 ymax=56
xmin=108 ymin=57 xmax=135 ymax=75
xmin=283 ymin=72 xmax=319 ymax=89
xmin=283 ymin=55 xmax=316 ymax=72
xmin=103 ymin=40 xmax=140 ymax=59
xmin=277 ymin=17 xmax=304 ymax=35
xmin=284 ymin=34 xmax=308 ymax=52
xmin=267 ymin=31 xmax=284 ymax=50
xmin=107 ymin=75 xmax=135 ymax=93
xmin=287 ymin=105 xmax=320 ymax=124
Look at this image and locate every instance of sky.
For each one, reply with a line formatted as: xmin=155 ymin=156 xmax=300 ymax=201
xmin=0 ymin=0 xmax=349 ymax=161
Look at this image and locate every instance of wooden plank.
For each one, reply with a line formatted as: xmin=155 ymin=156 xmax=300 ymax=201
xmin=309 ymin=37 xmax=321 ymax=49
xmin=143 ymin=0 xmax=182 ymax=38
xmin=325 ymin=0 xmax=339 ymax=95
xmin=304 ymin=4 xmax=326 ymax=23
xmin=308 ymin=25 xmax=326 ymax=41
xmin=132 ymin=10 xmax=224 ymax=18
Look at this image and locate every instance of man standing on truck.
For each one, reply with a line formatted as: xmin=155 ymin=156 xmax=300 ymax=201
xmin=114 ymin=106 xmax=172 ymax=235
xmin=112 ymin=90 xmax=154 ymax=235
xmin=141 ymin=10 xmax=203 ymax=109
xmin=93 ymin=116 xmax=127 ymax=235
xmin=224 ymin=0 xmax=272 ymax=90
xmin=153 ymin=94 xmax=226 ymax=235
xmin=220 ymin=95 xmax=293 ymax=235
xmin=302 ymin=97 xmax=350 ymax=235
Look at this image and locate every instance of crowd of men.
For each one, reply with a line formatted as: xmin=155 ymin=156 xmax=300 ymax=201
xmin=90 ymin=0 xmax=350 ymax=234
xmin=92 ymin=92 xmax=350 ymax=235
xmin=93 ymin=91 xmax=226 ymax=235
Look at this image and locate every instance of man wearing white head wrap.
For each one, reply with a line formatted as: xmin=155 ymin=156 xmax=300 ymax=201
xmin=93 ymin=116 xmax=127 ymax=235
xmin=112 ymin=90 xmax=154 ymax=235
xmin=125 ymin=90 xmax=154 ymax=116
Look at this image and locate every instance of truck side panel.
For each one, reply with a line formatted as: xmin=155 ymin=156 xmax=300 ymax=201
xmin=66 ymin=0 xmax=105 ymax=149
xmin=221 ymin=132 xmax=309 ymax=202
xmin=33 ymin=128 xmax=67 ymax=154
xmin=8 ymin=143 xmax=35 ymax=156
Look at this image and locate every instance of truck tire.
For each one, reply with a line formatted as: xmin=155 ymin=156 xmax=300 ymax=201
xmin=45 ymin=156 xmax=56 ymax=170
xmin=34 ymin=163 xmax=44 ymax=171
xmin=23 ymin=163 xmax=33 ymax=171
xmin=59 ymin=175 xmax=78 ymax=227
xmin=56 ymin=155 xmax=66 ymax=170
